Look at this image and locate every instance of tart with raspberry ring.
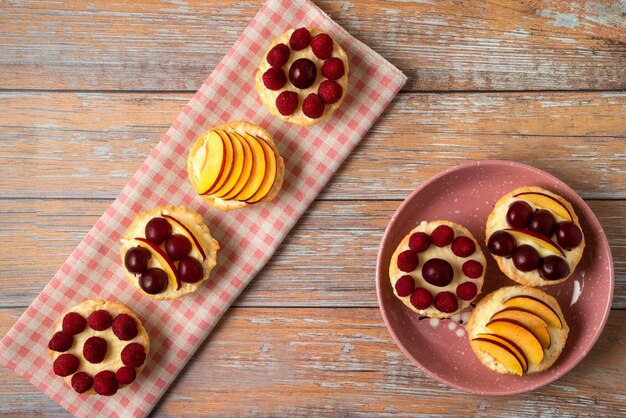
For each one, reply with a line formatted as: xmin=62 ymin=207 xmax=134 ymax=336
xmin=48 ymin=299 xmax=150 ymax=396
xmin=256 ymin=27 xmax=349 ymax=126
xmin=389 ymin=220 xmax=487 ymax=318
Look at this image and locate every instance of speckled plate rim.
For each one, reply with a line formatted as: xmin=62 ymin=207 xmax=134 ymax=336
xmin=375 ymin=160 xmax=614 ymax=395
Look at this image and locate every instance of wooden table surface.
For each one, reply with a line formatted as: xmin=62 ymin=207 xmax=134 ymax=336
xmin=1 ymin=0 xmax=625 ymax=416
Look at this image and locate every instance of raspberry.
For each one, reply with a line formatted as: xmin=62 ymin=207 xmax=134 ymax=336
xmin=112 ymin=314 xmax=138 ymax=341
xmin=451 ymin=236 xmax=476 ymax=257
xmin=434 ymin=291 xmax=459 ymax=313
xmin=302 ymin=93 xmax=325 ymax=119
xmin=88 ymin=309 xmax=113 ymax=331
xmin=321 ymin=57 xmax=345 ymax=80
xmin=275 ymin=90 xmax=298 ymax=116
xmin=93 ymin=370 xmax=118 ymax=396
xmin=83 ymin=336 xmax=108 ymax=364
xmin=394 ymin=275 xmax=415 ymax=297
xmin=71 ymin=372 xmax=93 ymax=394
xmin=53 ymin=353 xmax=79 ymax=377
xmin=317 ymin=80 xmax=343 ymax=104
xmin=409 ymin=232 xmax=431 ymax=253
xmin=462 ymin=260 xmax=484 ymax=279
xmin=115 ymin=366 xmax=137 ymax=385
xmin=431 ymin=225 xmax=454 ymax=247
xmin=262 ymin=67 xmax=287 ymax=90
xmin=456 ymin=282 xmax=478 ymax=301
xmin=266 ymin=43 xmax=290 ymax=67
xmin=311 ymin=33 xmax=333 ymax=59
xmin=62 ymin=312 xmax=86 ymax=335
xmin=396 ymin=250 xmax=419 ymax=272
xmin=48 ymin=331 xmax=73 ymax=352
xmin=289 ymin=27 xmax=311 ymax=50
xmin=121 ymin=343 xmax=146 ymax=368
xmin=410 ymin=287 xmax=433 ymax=310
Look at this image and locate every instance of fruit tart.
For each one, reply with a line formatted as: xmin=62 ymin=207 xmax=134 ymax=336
xmin=187 ymin=121 xmax=285 ymax=211
xmin=389 ymin=220 xmax=487 ymax=318
xmin=48 ymin=299 xmax=149 ymax=396
xmin=468 ymin=286 xmax=569 ymax=376
xmin=120 ymin=206 xmax=219 ymax=299
xmin=256 ymin=27 xmax=349 ymax=126
xmin=485 ymin=186 xmax=585 ymax=286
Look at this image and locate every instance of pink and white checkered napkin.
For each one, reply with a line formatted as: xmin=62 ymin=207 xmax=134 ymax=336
xmin=1 ymin=0 xmax=406 ymax=416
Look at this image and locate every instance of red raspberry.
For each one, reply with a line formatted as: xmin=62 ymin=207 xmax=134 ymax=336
xmin=431 ymin=225 xmax=454 ymax=247
xmin=93 ymin=370 xmax=118 ymax=396
xmin=302 ymin=93 xmax=325 ymax=119
xmin=409 ymin=232 xmax=431 ymax=253
xmin=451 ymin=236 xmax=476 ymax=257
xmin=311 ymin=33 xmax=333 ymax=59
xmin=62 ymin=312 xmax=86 ymax=335
xmin=115 ymin=366 xmax=137 ymax=385
xmin=53 ymin=353 xmax=79 ymax=377
xmin=88 ymin=310 xmax=113 ymax=331
xmin=434 ymin=291 xmax=459 ymax=313
xmin=317 ymin=80 xmax=343 ymax=104
xmin=48 ymin=331 xmax=73 ymax=352
xmin=321 ymin=57 xmax=345 ymax=80
xmin=83 ymin=336 xmax=108 ymax=364
xmin=275 ymin=90 xmax=298 ymax=116
xmin=71 ymin=372 xmax=93 ymax=394
xmin=396 ymin=250 xmax=419 ymax=272
xmin=262 ymin=67 xmax=287 ymax=90
xmin=112 ymin=314 xmax=138 ymax=341
xmin=456 ymin=282 xmax=478 ymax=301
xmin=462 ymin=260 xmax=484 ymax=279
xmin=266 ymin=43 xmax=290 ymax=67
xmin=121 ymin=343 xmax=146 ymax=368
xmin=394 ymin=275 xmax=415 ymax=297
xmin=289 ymin=27 xmax=311 ymax=50
xmin=410 ymin=287 xmax=433 ymax=310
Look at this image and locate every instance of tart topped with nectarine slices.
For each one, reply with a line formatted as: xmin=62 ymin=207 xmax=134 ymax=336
xmin=486 ymin=186 xmax=585 ymax=286
xmin=120 ymin=206 xmax=219 ymax=300
xmin=187 ymin=121 xmax=284 ymax=210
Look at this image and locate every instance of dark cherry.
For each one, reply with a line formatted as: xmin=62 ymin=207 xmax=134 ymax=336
xmin=539 ymin=256 xmax=570 ymax=280
xmin=289 ymin=58 xmax=317 ymax=89
xmin=422 ymin=258 xmax=454 ymax=287
xmin=139 ymin=268 xmax=168 ymax=294
xmin=178 ymin=256 xmax=204 ymax=283
xmin=512 ymin=245 xmax=540 ymax=272
xmin=124 ymin=246 xmax=151 ymax=273
xmin=556 ymin=222 xmax=583 ymax=250
xmin=145 ymin=217 xmax=172 ymax=245
xmin=165 ymin=234 xmax=192 ymax=261
xmin=506 ymin=201 xmax=533 ymax=228
xmin=487 ymin=230 xmax=517 ymax=257
xmin=529 ymin=209 xmax=556 ymax=237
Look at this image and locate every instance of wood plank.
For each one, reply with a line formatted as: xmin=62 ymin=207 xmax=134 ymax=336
xmin=0 ymin=307 xmax=624 ymax=415
xmin=1 ymin=199 xmax=624 ymax=309
xmin=0 ymin=91 xmax=624 ymax=199
xmin=1 ymin=0 xmax=625 ymax=91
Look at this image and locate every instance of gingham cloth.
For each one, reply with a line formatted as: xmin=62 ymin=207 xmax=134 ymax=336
xmin=0 ymin=0 xmax=406 ymax=416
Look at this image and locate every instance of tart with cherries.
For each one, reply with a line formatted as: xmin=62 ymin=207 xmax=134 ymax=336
xmin=120 ymin=206 xmax=219 ymax=299
xmin=468 ymin=286 xmax=569 ymax=376
xmin=256 ymin=27 xmax=349 ymax=126
xmin=485 ymin=186 xmax=585 ymax=286
xmin=389 ymin=220 xmax=487 ymax=318
xmin=48 ymin=299 xmax=149 ymax=396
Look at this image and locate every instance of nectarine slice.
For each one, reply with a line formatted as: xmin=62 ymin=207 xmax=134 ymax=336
xmin=513 ymin=192 xmax=572 ymax=222
xmin=486 ymin=319 xmax=544 ymax=365
xmin=235 ymin=133 xmax=266 ymax=201
xmin=135 ymin=237 xmax=181 ymax=290
xmin=472 ymin=337 xmax=525 ymax=376
xmin=196 ymin=131 xmax=225 ymax=194
xmin=503 ymin=295 xmax=563 ymax=329
xmin=204 ymin=130 xmax=234 ymax=195
xmin=214 ymin=131 xmax=245 ymax=198
xmin=475 ymin=333 xmax=528 ymax=373
xmin=162 ymin=214 xmax=206 ymax=261
xmin=221 ymin=132 xmax=254 ymax=201
xmin=505 ymin=228 xmax=564 ymax=256
xmin=247 ymin=136 xmax=277 ymax=203
xmin=491 ymin=308 xmax=551 ymax=349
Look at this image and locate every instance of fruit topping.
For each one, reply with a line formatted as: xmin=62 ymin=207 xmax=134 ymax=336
xmin=139 ymin=268 xmax=169 ymax=294
xmin=311 ymin=33 xmax=333 ymax=59
xmin=112 ymin=314 xmax=138 ymax=341
xmin=87 ymin=310 xmax=113 ymax=331
xmin=235 ymin=133 xmax=266 ymax=201
xmin=456 ymin=282 xmax=478 ymax=301
xmin=471 ymin=337 xmax=525 ymax=376
xmin=196 ymin=131 xmax=226 ymax=194
xmin=136 ymin=237 xmax=182 ymax=290
xmin=409 ymin=232 xmax=431 ymax=253
xmin=289 ymin=58 xmax=317 ymax=89
xmin=62 ymin=312 xmax=87 ymax=335
xmin=538 ymin=255 xmax=570 ymax=280
xmin=124 ymin=246 xmax=151 ymax=274
xmin=275 ymin=90 xmax=299 ymax=116
xmin=302 ymin=93 xmax=325 ymax=119
xmin=164 ymin=234 xmax=192 ymax=261
xmin=486 ymin=319 xmax=544 ymax=365
xmin=93 ymin=370 xmax=118 ymax=396
xmin=513 ymin=191 xmax=572 ymax=222
xmin=262 ymin=67 xmax=287 ymax=90
xmin=503 ymin=295 xmax=563 ymax=329
xmin=397 ymin=250 xmax=419 ymax=272
xmin=247 ymin=136 xmax=278 ymax=204
xmin=462 ymin=260 xmax=484 ymax=279
xmin=487 ymin=230 xmax=516 ymax=256
xmin=394 ymin=275 xmax=415 ymax=297
xmin=266 ymin=43 xmax=290 ymax=67
xmin=53 ymin=353 xmax=80 ymax=377
xmin=145 ymin=217 xmax=172 ymax=245
xmin=321 ymin=58 xmax=345 ymax=81
xmin=410 ymin=287 xmax=433 ymax=310
xmin=318 ymin=80 xmax=343 ymax=104
xmin=289 ymin=27 xmax=311 ymax=50
xmin=528 ymin=209 xmax=556 ymax=237
xmin=475 ymin=333 xmax=528 ymax=373
xmin=431 ymin=225 xmax=454 ymax=247
xmin=121 ymin=343 xmax=146 ymax=368
xmin=490 ymin=309 xmax=551 ymax=349
xmin=422 ymin=258 xmax=454 ymax=287
xmin=71 ymin=372 xmax=93 ymax=394
xmin=451 ymin=236 xmax=476 ymax=257
xmin=433 ymin=291 xmax=458 ymax=313
xmin=505 ymin=228 xmax=564 ymax=256
xmin=83 ymin=336 xmax=108 ymax=364
xmin=506 ymin=201 xmax=533 ymax=228
xmin=162 ymin=214 xmax=207 ymax=261
xmin=48 ymin=331 xmax=73 ymax=352
xmin=178 ymin=256 xmax=204 ymax=283
xmin=556 ymin=221 xmax=583 ymax=250
xmin=115 ymin=366 xmax=137 ymax=385
xmin=512 ymin=244 xmax=540 ymax=272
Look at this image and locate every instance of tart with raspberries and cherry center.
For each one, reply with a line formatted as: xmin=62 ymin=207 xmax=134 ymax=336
xmin=256 ymin=27 xmax=349 ymax=126
xmin=389 ymin=220 xmax=487 ymax=319
xmin=48 ymin=299 xmax=149 ymax=396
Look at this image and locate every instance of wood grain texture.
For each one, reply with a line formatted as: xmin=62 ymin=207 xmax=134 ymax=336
xmin=1 ymin=0 xmax=625 ymax=91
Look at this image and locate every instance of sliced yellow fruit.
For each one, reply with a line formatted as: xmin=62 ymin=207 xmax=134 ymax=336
xmin=472 ymin=338 xmax=525 ymax=376
xmin=205 ymin=130 xmax=234 ymax=195
xmin=506 ymin=228 xmax=564 ymax=256
xmin=196 ymin=131 xmax=225 ymax=194
xmin=235 ymin=132 xmax=266 ymax=201
xmin=221 ymin=132 xmax=253 ymax=201
xmin=247 ymin=136 xmax=277 ymax=203
xmin=135 ymin=237 xmax=181 ymax=290
xmin=486 ymin=319 xmax=544 ymax=365
xmin=503 ymin=295 xmax=563 ymax=329
xmin=491 ymin=308 xmax=551 ymax=349
xmin=214 ymin=131 xmax=245 ymax=198
xmin=476 ymin=333 xmax=528 ymax=373
xmin=513 ymin=192 xmax=572 ymax=222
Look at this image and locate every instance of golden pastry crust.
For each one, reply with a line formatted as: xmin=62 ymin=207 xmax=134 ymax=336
xmin=48 ymin=299 xmax=150 ymax=395
xmin=187 ymin=121 xmax=285 ymax=211
xmin=255 ymin=27 xmax=349 ymax=126
xmin=485 ymin=186 xmax=585 ymax=287
xmin=468 ymin=286 xmax=569 ymax=375
xmin=120 ymin=205 xmax=219 ymax=300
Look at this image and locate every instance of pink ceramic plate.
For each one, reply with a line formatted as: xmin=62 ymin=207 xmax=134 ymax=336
xmin=376 ymin=160 xmax=613 ymax=395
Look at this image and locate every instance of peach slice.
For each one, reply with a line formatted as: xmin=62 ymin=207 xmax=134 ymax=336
xmin=503 ymin=295 xmax=563 ymax=329
xmin=505 ymin=228 xmax=565 ymax=256
xmin=247 ymin=136 xmax=277 ymax=203
xmin=513 ymin=192 xmax=572 ymax=222
xmin=214 ymin=131 xmax=245 ymax=198
xmin=196 ymin=131 xmax=226 ymax=194
xmin=486 ymin=319 xmax=544 ymax=365
xmin=162 ymin=214 xmax=206 ymax=261
xmin=491 ymin=308 xmax=551 ymax=349
xmin=235 ymin=133 xmax=266 ymax=201
xmin=204 ymin=130 xmax=234 ymax=195
xmin=135 ymin=237 xmax=181 ymax=290
xmin=221 ymin=132 xmax=253 ymax=201
xmin=475 ymin=333 xmax=528 ymax=373
xmin=472 ymin=337 xmax=525 ymax=376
